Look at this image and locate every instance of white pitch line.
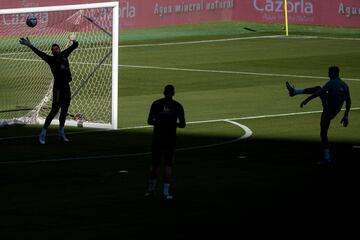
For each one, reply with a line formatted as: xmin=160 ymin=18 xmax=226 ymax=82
xmin=119 ymin=65 xmax=360 ymax=82
xmin=120 ymin=35 xmax=360 ymax=48
xmin=175 ymin=119 xmax=252 ymax=152
xmin=3 ymin=56 xmax=360 ymax=81
xmin=310 ymin=36 xmax=360 ymax=41
xmin=112 ymin=108 xmax=360 ymax=131
xmin=119 ymin=35 xmax=283 ymax=48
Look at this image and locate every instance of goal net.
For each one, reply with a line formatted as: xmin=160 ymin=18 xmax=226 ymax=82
xmin=0 ymin=2 xmax=119 ymax=129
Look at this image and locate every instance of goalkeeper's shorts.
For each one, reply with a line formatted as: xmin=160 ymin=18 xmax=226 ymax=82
xmin=53 ymin=86 xmax=71 ymax=107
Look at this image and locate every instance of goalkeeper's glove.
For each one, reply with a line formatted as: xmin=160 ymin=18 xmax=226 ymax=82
xmin=19 ymin=37 xmax=33 ymax=48
xmin=69 ymin=33 xmax=77 ymax=41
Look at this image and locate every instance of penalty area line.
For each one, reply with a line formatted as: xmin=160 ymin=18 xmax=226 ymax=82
xmin=119 ymin=64 xmax=360 ymax=82
xmin=0 ymin=119 xmax=252 ymax=164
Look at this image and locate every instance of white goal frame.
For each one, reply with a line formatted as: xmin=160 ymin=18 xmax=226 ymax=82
xmin=0 ymin=2 xmax=119 ymax=129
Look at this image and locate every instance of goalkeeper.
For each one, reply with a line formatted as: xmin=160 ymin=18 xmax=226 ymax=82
xmin=19 ymin=35 xmax=79 ymax=144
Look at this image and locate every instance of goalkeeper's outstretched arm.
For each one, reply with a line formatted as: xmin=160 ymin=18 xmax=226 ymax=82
xmin=19 ymin=37 xmax=50 ymax=61
xmin=62 ymin=40 xmax=79 ymax=57
xmin=63 ymin=33 xmax=79 ymax=57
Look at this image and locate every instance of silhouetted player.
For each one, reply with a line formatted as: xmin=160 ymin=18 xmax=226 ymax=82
xmin=146 ymin=84 xmax=186 ymax=199
xmin=19 ymin=37 xmax=78 ymax=144
xmin=286 ymin=66 xmax=351 ymax=164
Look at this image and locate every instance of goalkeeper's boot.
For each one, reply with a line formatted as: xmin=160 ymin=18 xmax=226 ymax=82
xmin=286 ymin=81 xmax=296 ymax=97
xmin=162 ymin=194 xmax=173 ymax=201
xmin=58 ymin=127 xmax=70 ymax=142
xmin=144 ymin=191 xmax=155 ymax=198
xmin=39 ymin=128 xmax=47 ymax=145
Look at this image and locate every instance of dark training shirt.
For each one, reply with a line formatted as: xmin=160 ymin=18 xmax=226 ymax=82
xmin=320 ymin=77 xmax=351 ymax=112
xmin=30 ymin=41 xmax=79 ymax=90
xmin=148 ymin=97 xmax=185 ymax=144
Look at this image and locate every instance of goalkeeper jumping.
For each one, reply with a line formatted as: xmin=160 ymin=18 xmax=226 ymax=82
xmin=19 ymin=35 xmax=79 ymax=144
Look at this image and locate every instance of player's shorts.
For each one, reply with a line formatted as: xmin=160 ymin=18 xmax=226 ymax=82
xmin=151 ymin=143 xmax=175 ymax=167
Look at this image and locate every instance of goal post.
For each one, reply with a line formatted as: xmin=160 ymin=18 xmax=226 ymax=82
xmin=0 ymin=2 xmax=119 ymax=129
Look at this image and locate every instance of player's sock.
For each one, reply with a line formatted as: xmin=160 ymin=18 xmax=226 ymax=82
xmin=294 ymin=89 xmax=304 ymax=95
xmin=145 ymin=179 xmax=157 ymax=197
xmin=148 ymin=179 xmax=156 ymax=192
xmin=323 ymin=148 xmax=330 ymax=161
xmin=163 ymin=183 xmax=170 ymax=196
xmin=39 ymin=128 xmax=47 ymax=144
xmin=58 ymin=127 xmax=69 ymax=142
xmin=318 ymin=148 xmax=331 ymax=165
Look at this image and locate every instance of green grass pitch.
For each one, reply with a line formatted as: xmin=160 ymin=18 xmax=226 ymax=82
xmin=1 ymin=22 xmax=360 ymax=239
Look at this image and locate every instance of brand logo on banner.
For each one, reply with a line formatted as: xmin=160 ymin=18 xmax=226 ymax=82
xmin=338 ymin=2 xmax=360 ymax=18
xmin=250 ymin=0 xmax=314 ymax=23
xmin=153 ymin=0 xmax=234 ymax=17
xmin=252 ymin=0 xmax=313 ymax=14
xmin=119 ymin=0 xmax=136 ymax=18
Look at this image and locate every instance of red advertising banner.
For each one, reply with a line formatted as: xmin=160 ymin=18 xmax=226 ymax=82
xmin=1 ymin=0 xmax=360 ymax=30
xmin=234 ymin=0 xmax=360 ymax=28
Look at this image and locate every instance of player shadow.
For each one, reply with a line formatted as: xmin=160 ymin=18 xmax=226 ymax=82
xmin=0 ymin=126 xmax=358 ymax=239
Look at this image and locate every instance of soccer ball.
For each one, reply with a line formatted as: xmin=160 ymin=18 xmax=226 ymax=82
xmin=26 ymin=15 xmax=37 ymax=28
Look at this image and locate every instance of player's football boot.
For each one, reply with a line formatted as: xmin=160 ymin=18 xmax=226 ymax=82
xmin=286 ymin=81 xmax=296 ymax=97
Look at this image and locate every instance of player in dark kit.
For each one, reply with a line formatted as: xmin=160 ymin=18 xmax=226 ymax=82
xmin=286 ymin=66 xmax=351 ymax=164
xmin=19 ymin=37 xmax=79 ymax=144
xmin=146 ymin=84 xmax=186 ymax=200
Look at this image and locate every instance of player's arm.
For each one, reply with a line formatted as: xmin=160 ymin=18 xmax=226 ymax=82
xmin=147 ymin=103 xmax=156 ymax=126
xmin=341 ymin=85 xmax=351 ymax=127
xmin=177 ymin=105 xmax=186 ymax=128
xmin=19 ymin=37 xmax=50 ymax=61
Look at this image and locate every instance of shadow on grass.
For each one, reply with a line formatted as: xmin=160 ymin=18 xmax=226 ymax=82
xmin=0 ymin=127 xmax=359 ymax=239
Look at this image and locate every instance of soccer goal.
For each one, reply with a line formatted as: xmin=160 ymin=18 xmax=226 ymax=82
xmin=0 ymin=2 xmax=119 ymax=129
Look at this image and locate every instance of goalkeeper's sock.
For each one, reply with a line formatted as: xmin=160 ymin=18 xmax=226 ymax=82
xmin=39 ymin=128 xmax=47 ymax=145
xmin=163 ymin=183 xmax=170 ymax=196
xmin=58 ymin=127 xmax=69 ymax=142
